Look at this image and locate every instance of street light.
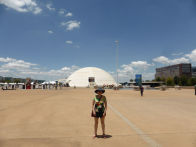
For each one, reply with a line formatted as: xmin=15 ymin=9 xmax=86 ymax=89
xmin=115 ymin=40 xmax=119 ymax=86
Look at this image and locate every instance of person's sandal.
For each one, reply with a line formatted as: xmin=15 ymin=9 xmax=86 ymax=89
xmin=102 ymin=133 xmax=106 ymax=138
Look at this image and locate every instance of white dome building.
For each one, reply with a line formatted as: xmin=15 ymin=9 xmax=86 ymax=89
xmin=66 ymin=67 xmax=116 ymax=87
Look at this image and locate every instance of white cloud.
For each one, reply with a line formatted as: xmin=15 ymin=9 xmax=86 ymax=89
xmin=23 ymin=65 xmax=80 ymax=81
xmin=61 ymin=20 xmax=80 ymax=31
xmin=65 ymin=41 xmax=80 ymax=48
xmin=130 ymin=61 xmax=152 ymax=69
xmin=0 ymin=68 xmax=10 ymax=74
xmin=153 ymin=49 xmax=196 ymax=65
xmin=61 ymin=67 xmax=70 ymax=71
xmin=118 ymin=65 xmax=134 ymax=81
xmin=121 ymin=64 xmax=134 ymax=73
xmin=0 ymin=57 xmax=79 ymax=81
xmin=186 ymin=49 xmax=196 ymax=62
xmin=58 ymin=9 xmax=65 ymax=15
xmin=153 ymin=56 xmax=189 ymax=65
xmin=171 ymin=57 xmax=189 ymax=64
xmin=66 ymin=12 xmax=72 ymax=17
xmin=33 ymin=7 xmax=42 ymax=14
xmin=172 ymin=52 xmax=184 ymax=56
xmin=0 ymin=0 xmax=42 ymax=14
xmin=48 ymin=30 xmax=54 ymax=34
xmin=0 ymin=57 xmax=16 ymax=63
xmin=46 ymin=3 xmax=55 ymax=11
xmin=1 ymin=59 xmax=36 ymax=70
xmin=142 ymin=72 xmax=155 ymax=80
xmin=117 ymin=61 xmax=154 ymax=82
xmin=153 ymin=56 xmax=170 ymax=64
xmin=66 ymin=40 xmax=73 ymax=44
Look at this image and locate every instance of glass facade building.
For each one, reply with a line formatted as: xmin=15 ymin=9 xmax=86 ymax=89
xmin=192 ymin=67 xmax=196 ymax=78
xmin=155 ymin=63 xmax=192 ymax=79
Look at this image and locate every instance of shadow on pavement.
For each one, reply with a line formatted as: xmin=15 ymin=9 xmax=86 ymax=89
xmin=96 ymin=134 xmax=112 ymax=139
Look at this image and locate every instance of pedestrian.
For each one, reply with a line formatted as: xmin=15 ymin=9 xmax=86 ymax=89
xmin=195 ymin=85 xmax=196 ymax=96
xmin=140 ymin=85 xmax=144 ymax=96
xmin=92 ymin=88 xmax=107 ymax=138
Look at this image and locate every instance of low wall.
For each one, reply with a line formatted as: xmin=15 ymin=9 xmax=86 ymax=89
xmin=181 ymin=86 xmax=194 ymax=89
xmin=166 ymin=86 xmax=195 ymax=89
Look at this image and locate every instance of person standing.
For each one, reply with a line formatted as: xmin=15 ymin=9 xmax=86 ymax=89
xmin=140 ymin=85 xmax=144 ymax=96
xmin=92 ymin=88 xmax=107 ymax=138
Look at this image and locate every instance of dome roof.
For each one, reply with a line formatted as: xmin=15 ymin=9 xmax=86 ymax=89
xmin=66 ymin=67 xmax=116 ymax=87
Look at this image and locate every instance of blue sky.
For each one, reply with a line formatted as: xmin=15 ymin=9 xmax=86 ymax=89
xmin=0 ymin=0 xmax=196 ymax=81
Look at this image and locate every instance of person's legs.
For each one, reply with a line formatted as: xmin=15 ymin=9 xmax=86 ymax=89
xmin=94 ymin=117 xmax=99 ymax=136
xmin=100 ymin=116 xmax=105 ymax=135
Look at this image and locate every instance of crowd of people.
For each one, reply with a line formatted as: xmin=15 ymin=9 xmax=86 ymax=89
xmin=0 ymin=82 xmax=67 ymax=90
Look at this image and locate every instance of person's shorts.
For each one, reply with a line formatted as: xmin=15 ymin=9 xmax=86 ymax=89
xmin=95 ymin=112 xmax=103 ymax=118
xmin=95 ymin=111 xmax=106 ymax=118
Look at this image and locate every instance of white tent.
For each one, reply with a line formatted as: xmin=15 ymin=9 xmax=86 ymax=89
xmin=49 ymin=81 xmax=56 ymax=84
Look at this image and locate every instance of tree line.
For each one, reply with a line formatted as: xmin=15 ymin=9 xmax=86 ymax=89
xmin=0 ymin=78 xmax=26 ymax=83
xmin=155 ymin=76 xmax=196 ymax=86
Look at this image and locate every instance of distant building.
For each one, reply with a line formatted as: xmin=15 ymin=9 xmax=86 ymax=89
xmin=192 ymin=66 xmax=196 ymax=78
xmin=155 ymin=63 xmax=192 ymax=79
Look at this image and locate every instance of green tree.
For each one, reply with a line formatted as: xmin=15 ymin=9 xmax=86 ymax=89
xmin=191 ymin=78 xmax=196 ymax=85
xmin=179 ymin=80 xmax=182 ymax=86
xmin=180 ymin=76 xmax=188 ymax=86
xmin=5 ymin=79 xmax=11 ymax=83
xmin=188 ymin=78 xmax=196 ymax=86
xmin=187 ymin=78 xmax=192 ymax=86
xmin=161 ymin=77 xmax=166 ymax=82
xmin=155 ymin=77 xmax=161 ymax=82
xmin=14 ymin=78 xmax=21 ymax=83
xmin=174 ymin=76 xmax=180 ymax=85
xmin=166 ymin=77 xmax=174 ymax=86
xmin=130 ymin=79 xmax=134 ymax=82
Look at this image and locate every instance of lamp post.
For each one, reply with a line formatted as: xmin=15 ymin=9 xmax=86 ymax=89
xmin=115 ymin=40 xmax=119 ymax=86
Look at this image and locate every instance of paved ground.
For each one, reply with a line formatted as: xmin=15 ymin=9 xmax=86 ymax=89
xmin=0 ymin=88 xmax=196 ymax=147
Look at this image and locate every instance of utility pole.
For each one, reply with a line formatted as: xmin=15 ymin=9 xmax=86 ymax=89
xmin=115 ymin=40 xmax=119 ymax=86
